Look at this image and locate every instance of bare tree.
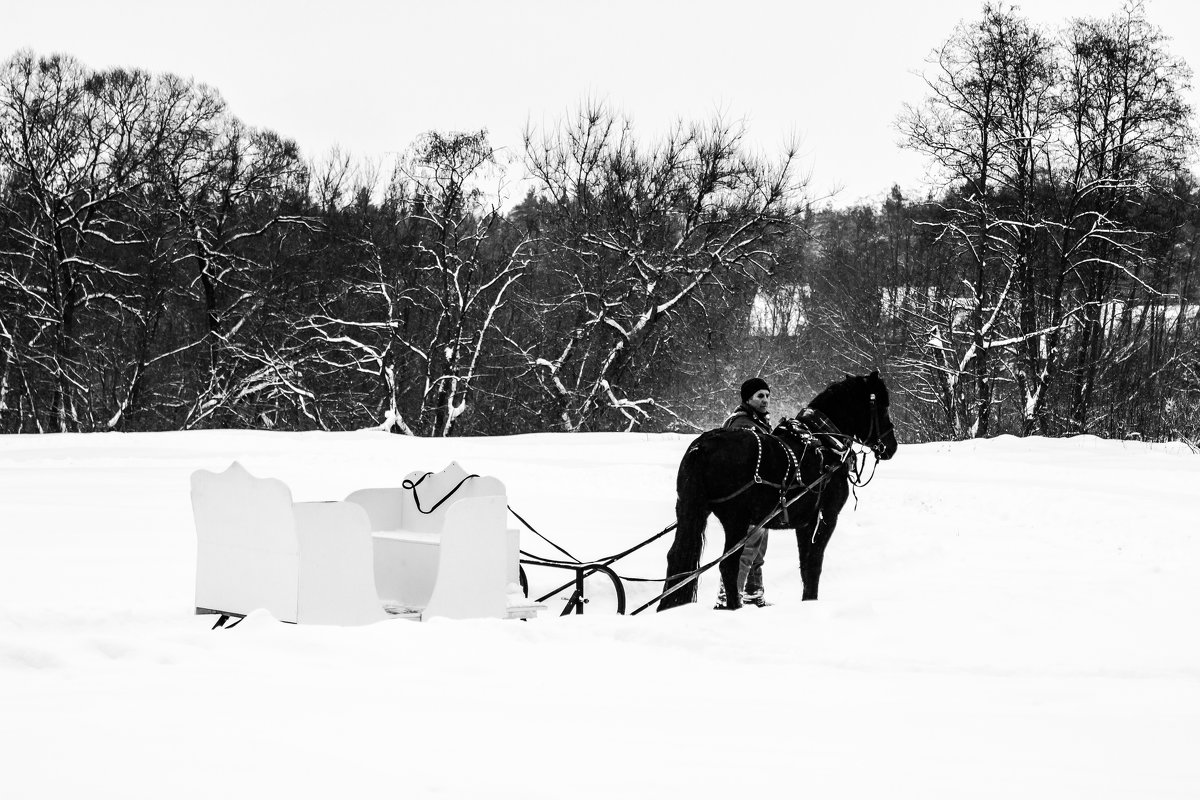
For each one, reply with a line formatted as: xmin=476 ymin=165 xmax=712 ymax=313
xmin=898 ymin=5 xmax=1059 ymax=437
xmin=148 ymin=114 xmax=321 ymax=430
xmin=0 ymin=53 xmax=238 ymax=431
xmin=515 ymin=103 xmax=805 ymax=431
xmin=1054 ymin=3 xmax=1194 ymax=431
xmin=896 ymin=3 xmax=1195 ymax=437
xmin=302 ymin=130 xmax=528 ymax=435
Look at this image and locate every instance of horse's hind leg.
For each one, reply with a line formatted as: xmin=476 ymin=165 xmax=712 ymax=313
xmin=661 ymin=537 xmax=701 ymax=610
xmin=659 ymin=494 xmax=710 ymax=611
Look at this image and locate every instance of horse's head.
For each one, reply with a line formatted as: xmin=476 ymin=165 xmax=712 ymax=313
xmin=808 ymin=370 xmax=897 ymax=460
xmin=861 ymin=371 xmax=898 ymax=460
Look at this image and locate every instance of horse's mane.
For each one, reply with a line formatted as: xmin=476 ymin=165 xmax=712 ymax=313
xmin=805 ymin=372 xmax=889 ymax=436
xmin=808 ymin=373 xmax=868 ymax=414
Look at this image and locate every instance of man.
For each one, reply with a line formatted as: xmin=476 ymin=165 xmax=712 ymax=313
xmin=716 ymin=377 xmax=772 ymax=608
xmin=722 ymin=377 xmax=772 ymax=434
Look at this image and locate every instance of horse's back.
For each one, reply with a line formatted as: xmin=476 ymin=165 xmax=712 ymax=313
xmin=677 ymin=427 xmax=766 ymax=498
xmin=679 ymin=428 xmax=751 ymax=469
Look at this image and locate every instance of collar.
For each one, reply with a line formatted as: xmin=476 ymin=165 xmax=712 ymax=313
xmin=794 ymin=407 xmax=847 ymax=453
xmin=737 ymin=402 xmax=769 ymax=423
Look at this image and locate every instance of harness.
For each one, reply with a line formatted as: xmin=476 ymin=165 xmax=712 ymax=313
xmin=791 ymin=408 xmax=850 ymax=459
xmin=709 ymin=410 xmax=846 ymax=508
xmin=710 ymin=432 xmax=777 ymax=501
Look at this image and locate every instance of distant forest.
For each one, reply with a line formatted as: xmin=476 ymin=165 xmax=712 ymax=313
xmin=2 ymin=3 xmax=1198 ymax=443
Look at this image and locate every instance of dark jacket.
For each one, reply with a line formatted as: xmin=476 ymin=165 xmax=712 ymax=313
xmin=722 ymin=403 xmax=772 ymax=435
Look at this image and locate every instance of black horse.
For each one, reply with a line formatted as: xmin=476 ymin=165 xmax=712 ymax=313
xmin=658 ymin=371 xmax=898 ymax=611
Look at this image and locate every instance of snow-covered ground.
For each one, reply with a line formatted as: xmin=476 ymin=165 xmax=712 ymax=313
xmin=1 ymin=430 xmax=1198 ymax=799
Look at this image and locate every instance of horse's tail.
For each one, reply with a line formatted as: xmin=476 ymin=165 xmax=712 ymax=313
xmin=658 ymin=442 xmax=711 ymax=611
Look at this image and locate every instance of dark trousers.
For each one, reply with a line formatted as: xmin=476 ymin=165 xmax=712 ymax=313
xmin=738 ymin=526 xmax=768 ymax=595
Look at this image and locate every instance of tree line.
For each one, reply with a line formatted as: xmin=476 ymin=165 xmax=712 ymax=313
xmin=2 ymin=3 xmax=1198 ymax=443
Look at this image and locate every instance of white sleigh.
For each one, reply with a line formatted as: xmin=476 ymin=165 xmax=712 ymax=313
xmin=190 ymin=461 xmax=541 ymax=626
xmin=346 ymin=462 xmax=539 ymax=620
xmin=190 ymin=462 xmax=386 ymax=626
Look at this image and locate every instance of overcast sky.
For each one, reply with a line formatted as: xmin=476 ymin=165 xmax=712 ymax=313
xmin=4 ymin=0 xmax=1199 ymax=207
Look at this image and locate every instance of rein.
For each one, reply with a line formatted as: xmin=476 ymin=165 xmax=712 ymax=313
xmin=402 ymin=471 xmax=479 ymax=514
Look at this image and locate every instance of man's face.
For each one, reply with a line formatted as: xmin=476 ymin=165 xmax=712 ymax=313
xmin=748 ymin=389 xmax=770 ymax=414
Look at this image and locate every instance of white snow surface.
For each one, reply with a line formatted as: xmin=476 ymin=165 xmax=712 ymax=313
xmin=1 ymin=430 xmax=1198 ymax=799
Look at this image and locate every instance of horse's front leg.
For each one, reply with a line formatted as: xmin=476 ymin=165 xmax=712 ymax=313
xmin=717 ymin=544 xmax=743 ymax=609
xmin=713 ymin=508 xmax=750 ymax=610
xmin=795 ymin=513 xmax=836 ymax=601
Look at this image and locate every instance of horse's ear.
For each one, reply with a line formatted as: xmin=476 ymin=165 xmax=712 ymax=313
xmin=870 ymin=369 xmax=879 ymax=379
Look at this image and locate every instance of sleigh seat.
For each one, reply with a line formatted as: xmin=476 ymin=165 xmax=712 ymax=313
xmin=345 ymin=461 xmax=542 ymax=621
xmin=190 ymin=462 xmax=388 ymax=626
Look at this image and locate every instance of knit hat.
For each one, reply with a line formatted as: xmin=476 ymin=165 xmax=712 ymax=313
xmin=740 ymin=377 xmax=770 ymax=403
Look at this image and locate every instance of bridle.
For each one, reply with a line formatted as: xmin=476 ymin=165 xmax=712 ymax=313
xmin=843 ymin=393 xmax=894 ymax=489
xmin=865 ymin=392 xmax=894 ymax=459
